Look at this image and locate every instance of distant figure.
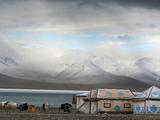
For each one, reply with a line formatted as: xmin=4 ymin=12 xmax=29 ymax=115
xmin=42 ymin=104 xmax=45 ymax=110
xmin=28 ymin=105 xmax=36 ymax=112
xmin=18 ymin=103 xmax=28 ymax=111
xmin=61 ymin=103 xmax=72 ymax=113
xmin=42 ymin=102 xmax=49 ymax=112
xmin=6 ymin=102 xmax=17 ymax=109
xmin=1 ymin=101 xmax=9 ymax=109
xmin=4 ymin=101 xmax=9 ymax=108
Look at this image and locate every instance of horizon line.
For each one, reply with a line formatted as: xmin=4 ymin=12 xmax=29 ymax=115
xmin=0 ymin=88 xmax=89 ymax=94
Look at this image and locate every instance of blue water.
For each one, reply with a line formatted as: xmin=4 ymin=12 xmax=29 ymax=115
xmin=0 ymin=92 xmax=74 ymax=107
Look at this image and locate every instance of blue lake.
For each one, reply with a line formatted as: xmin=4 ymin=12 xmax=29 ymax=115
xmin=0 ymin=92 xmax=74 ymax=107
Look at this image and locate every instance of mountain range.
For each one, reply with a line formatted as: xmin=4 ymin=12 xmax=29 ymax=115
xmin=0 ymin=51 xmax=159 ymax=91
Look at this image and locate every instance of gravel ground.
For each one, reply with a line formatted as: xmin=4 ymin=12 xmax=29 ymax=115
xmin=0 ymin=111 xmax=160 ymax=120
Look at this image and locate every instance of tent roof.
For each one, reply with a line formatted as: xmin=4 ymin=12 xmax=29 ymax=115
xmin=88 ymin=88 xmax=134 ymax=99
xmin=134 ymin=86 xmax=160 ymax=99
xmin=133 ymin=92 xmax=143 ymax=96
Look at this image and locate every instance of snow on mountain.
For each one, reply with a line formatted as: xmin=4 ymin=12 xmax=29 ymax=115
xmin=90 ymin=55 xmax=136 ymax=78
xmin=92 ymin=55 xmax=118 ymax=73
xmin=56 ymin=61 xmax=106 ymax=78
xmin=0 ymin=56 xmax=17 ymax=66
xmin=0 ymin=42 xmax=159 ymax=87
xmin=128 ymin=57 xmax=160 ymax=85
xmin=0 ymin=56 xmax=19 ymax=75
xmin=135 ymin=57 xmax=160 ymax=74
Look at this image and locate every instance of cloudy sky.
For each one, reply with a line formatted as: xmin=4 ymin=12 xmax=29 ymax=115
xmin=0 ymin=0 xmax=160 ymax=58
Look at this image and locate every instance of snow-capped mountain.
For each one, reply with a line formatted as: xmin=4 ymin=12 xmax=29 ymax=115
xmin=0 ymin=56 xmax=17 ymax=66
xmin=56 ymin=61 xmax=106 ymax=78
xmin=129 ymin=57 xmax=160 ymax=85
xmin=0 ymin=56 xmax=19 ymax=74
xmin=135 ymin=57 xmax=160 ymax=74
xmin=92 ymin=55 xmax=119 ymax=73
xmin=0 ymin=44 xmax=160 ymax=89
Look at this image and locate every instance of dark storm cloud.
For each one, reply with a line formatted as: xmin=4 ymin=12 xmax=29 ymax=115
xmin=40 ymin=0 xmax=160 ymax=9
xmin=0 ymin=0 xmax=159 ymax=34
xmin=76 ymin=0 xmax=160 ymax=9
xmin=116 ymin=34 xmax=132 ymax=40
xmin=112 ymin=0 xmax=160 ymax=9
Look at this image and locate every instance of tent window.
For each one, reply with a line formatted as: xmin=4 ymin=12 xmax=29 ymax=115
xmin=124 ymin=103 xmax=131 ymax=108
xmin=104 ymin=103 xmax=111 ymax=108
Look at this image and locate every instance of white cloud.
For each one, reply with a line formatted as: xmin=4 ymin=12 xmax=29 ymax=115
xmin=138 ymin=36 xmax=160 ymax=45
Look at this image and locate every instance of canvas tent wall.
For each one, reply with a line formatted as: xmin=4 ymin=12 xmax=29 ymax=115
xmin=74 ymin=93 xmax=90 ymax=113
xmin=88 ymin=88 xmax=134 ymax=114
xmin=133 ymin=86 xmax=160 ymax=114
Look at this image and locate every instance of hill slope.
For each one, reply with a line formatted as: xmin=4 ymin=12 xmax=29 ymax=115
xmin=0 ymin=73 xmax=150 ymax=91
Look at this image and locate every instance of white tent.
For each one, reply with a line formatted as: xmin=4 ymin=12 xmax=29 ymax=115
xmin=74 ymin=93 xmax=90 ymax=114
xmin=133 ymin=86 xmax=160 ymax=114
xmin=80 ymin=88 xmax=134 ymax=114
